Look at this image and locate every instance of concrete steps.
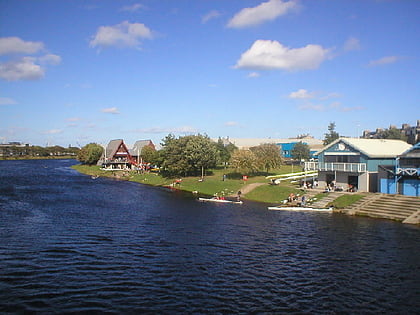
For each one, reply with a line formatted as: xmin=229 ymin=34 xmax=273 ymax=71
xmin=344 ymin=194 xmax=420 ymax=223
xmin=310 ymin=192 xmax=341 ymax=208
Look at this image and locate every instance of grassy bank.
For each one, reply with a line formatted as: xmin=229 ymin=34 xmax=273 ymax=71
xmin=72 ymin=164 xmax=300 ymax=203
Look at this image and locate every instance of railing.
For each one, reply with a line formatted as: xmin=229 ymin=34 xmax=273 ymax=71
xmin=304 ymin=162 xmax=366 ymax=173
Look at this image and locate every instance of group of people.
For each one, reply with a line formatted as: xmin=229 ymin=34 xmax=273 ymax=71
xmin=287 ymin=193 xmax=306 ymax=206
xmin=301 ymin=180 xmax=318 ymax=189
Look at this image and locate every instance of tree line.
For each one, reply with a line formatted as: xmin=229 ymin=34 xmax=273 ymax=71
xmin=78 ymin=134 xmax=312 ymax=178
xmin=0 ymin=145 xmax=80 ymax=158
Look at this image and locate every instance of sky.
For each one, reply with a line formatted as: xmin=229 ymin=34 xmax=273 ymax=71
xmin=0 ymin=0 xmax=419 ymax=147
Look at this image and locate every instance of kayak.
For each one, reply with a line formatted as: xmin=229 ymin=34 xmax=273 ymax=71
xmin=198 ymin=197 xmax=243 ymax=205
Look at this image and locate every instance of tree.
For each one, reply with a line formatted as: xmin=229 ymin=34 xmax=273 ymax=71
xmin=250 ymin=143 xmax=282 ymax=173
xmin=379 ymin=127 xmax=408 ymax=142
xmin=77 ymin=143 xmax=103 ymax=165
xmin=323 ymin=122 xmax=340 ymax=145
xmin=291 ymin=142 xmax=310 ymax=160
xmin=216 ymin=137 xmax=238 ymax=168
xmin=140 ymin=145 xmax=158 ymax=164
xmin=159 ymin=134 xmax=219 ymax=177
xmin=230 ymin=150 xmax=260 ymax=174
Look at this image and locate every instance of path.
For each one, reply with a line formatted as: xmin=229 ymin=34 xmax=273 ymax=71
xmin=229 ymin=182 xmax=265 ymax=196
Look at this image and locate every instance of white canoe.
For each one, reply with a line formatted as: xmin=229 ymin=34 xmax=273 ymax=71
xmin=198 ymin=197 xmax=243 ymax=205
xmin=268 ymin=206 xmax=332 ymax=212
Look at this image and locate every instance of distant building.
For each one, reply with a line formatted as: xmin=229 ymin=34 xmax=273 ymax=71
xmin=218 ymin=136 xmax=324 ymax=159
xmin=362 ymin=120 xmax=420 ymax=144
xmin=306 ymin=138 xmax=411 ymax=193
xmin=0 ymin=142 xmax=29 ymax=156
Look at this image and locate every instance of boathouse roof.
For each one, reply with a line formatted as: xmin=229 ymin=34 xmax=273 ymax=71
xmin=317 ymin=138 xmax=412 ymax=158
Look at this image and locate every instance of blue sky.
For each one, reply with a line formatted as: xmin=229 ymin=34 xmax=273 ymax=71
xmin=0 ymin=0 xmax=419 ymax=147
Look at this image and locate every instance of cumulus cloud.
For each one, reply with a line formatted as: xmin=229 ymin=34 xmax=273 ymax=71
xmin=343 ymin=37 xmax=361 ymax=51
xmin=39 ymin=54 xmax=62 ymax=65
xmin=120 ymin=3 xmax=144 ymax=12
xmin=0 ymin=37 xmax=61 ymax=81
xmin=368 ymin=56 xmax=399 ymax=67
xmin=247 ymin=72 xmax=260 ymax=78
xmin=101 ymin=107 xmax=120 ymax=114
xmin=90 ymin=21 xmax=153 ymax=49
xmin=227 ymin=0 xmax=298 ymax=28
xmin=0 ymin=37 xmax=44 ymax=55
xmin=133 ymin=126 xmax=199 ymax=134
xmin=0 ymin=97 xmax=17 ymax=105
xmin=43 ymin=129 xmax=63 ymax=135
xmin=202 ymin=10 xmax=222 ymax=23
xmin=0 ymin=57 xmax=45 ymax=81
xmin=225 ymin=121 xmax=239 ymax=127
xmin=234 ymin=40 xmax=330 ymax=71
xmin=288 ymin=89 xmax=315 ymax=99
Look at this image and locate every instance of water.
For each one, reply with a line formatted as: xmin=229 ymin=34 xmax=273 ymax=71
xmin=0 ymin=159 xmax=419 ymax=314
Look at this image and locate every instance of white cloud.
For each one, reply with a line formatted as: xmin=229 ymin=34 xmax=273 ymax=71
xmin=299 ymin=103 xmax=325 ymax=111
xmin=368 ymin=56 xmax=399 ymax=67
xmin=133 ymin=126 xmax=199 ymax=134
xmin=39 ymin=54 xmax=62 ymax=65
xmin=0 ymin=97 xmax=17 ymax=105
xmin=90 ymin=21 xmax=153 ymax=49
xmin=101 ymin=107 xmax=120 ymax=114
xmin=66 ymin=117 xmax=81 ymax=122
xmin=43 ymin=129 xmax=63 ymax=135
xmin=202 ymin=10 xmax=222 ymax=23
xmin=234 ymin=40 xmax=330 ymax=71
xmin=288 ymin=89 xmax=315 ymax=99
xmin=0 ymin=53 xmax=61 ymax=81
xmin=225 ymin=121 xmax=239 ymax=127
xmin=227 ymin=0 xmax=298 ymax=28
xmin=0 ymin=37 xmax=44 ymax=55
xmin=120 ymin=3 xmax=144 ymax=12
xmin=247 ymin=72 xmax=260 ymax=78
xmin=0 ymin=57 xmax=45 ymax=81
xmin=343 ymin=37 xmax=361 ymax=51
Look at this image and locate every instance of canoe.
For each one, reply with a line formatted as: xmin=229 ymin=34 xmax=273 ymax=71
xmin=268 ymin=206 xmax=332 ymax=212
xmin=198 ymin=197 xmax=243 ymax=205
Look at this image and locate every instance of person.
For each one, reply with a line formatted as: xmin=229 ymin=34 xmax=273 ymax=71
xmin=301 ymin=195 xmax=306 ymax=206
xmin=237 ymin=190 xmax=242 ymax=201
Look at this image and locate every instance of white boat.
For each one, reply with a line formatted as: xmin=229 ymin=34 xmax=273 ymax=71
xmin=198 ymin=197 xmax=243 ymax=205
xmin=268 ymin=206 xmax=332 ymax=212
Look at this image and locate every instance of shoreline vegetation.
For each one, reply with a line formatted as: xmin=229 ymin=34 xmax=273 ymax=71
xmin=71 ymin=163 xmax=363 ymax=207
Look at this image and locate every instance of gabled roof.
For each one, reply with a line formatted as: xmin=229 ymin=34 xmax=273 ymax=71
xmin=130 ymin=140 xmax=154 ymax=156
xmin=399 ymin=142 xmax=420 ymax=158
xmin=105 ymin=139 xmax=127 ymax=159
xmin=316 ymin=138 xmax=412 ymax=158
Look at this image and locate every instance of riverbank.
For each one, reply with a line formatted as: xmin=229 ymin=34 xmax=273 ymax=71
xmin=72 ymin=164 xmax=302 ymax=204
xmin=72 ymin=164 xmax=420 ymax=224
xmin=1 ymin=156 xmax=77 ymax=161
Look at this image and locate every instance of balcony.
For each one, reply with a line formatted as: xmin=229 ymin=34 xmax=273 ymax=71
xmin=304 ymin=162 xmax=366 ymax=173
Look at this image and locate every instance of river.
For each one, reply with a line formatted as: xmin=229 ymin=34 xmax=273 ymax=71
xmin=0 ymin=159 xmax=419 ymax=314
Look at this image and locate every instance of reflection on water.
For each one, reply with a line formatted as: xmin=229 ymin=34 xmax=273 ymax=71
xmin=0 ymin=159 xmax=419 ymax=313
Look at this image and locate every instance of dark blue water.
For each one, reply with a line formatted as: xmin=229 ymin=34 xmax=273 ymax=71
xmin=0 ymin=159 xmax=419 ymax=314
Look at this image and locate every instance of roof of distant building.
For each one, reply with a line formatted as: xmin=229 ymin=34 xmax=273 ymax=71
xmin=317 ymin=138 xmax=412 ymax=158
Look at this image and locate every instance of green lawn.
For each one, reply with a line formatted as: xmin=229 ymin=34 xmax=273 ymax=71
xmin=72 ymin=164 xmax=303 ymax=203
xmin=245 ymin=184 xmax=300 ymax=204
xmin=328 ymin=194 xmax=365 ymax=209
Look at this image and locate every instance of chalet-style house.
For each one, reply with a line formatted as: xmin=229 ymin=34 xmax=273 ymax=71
xmin=97 ymin=139 xmax=137 ymax=170
xmin=97 ymin=139 xmax=156 ymax=170
xmin=305 ymin=138 xmax=411 ymax=192
xmin=129 ymin=140 xmax=155 ymax=162
xmin=379 ymin=142 xmax=420 ymax=196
